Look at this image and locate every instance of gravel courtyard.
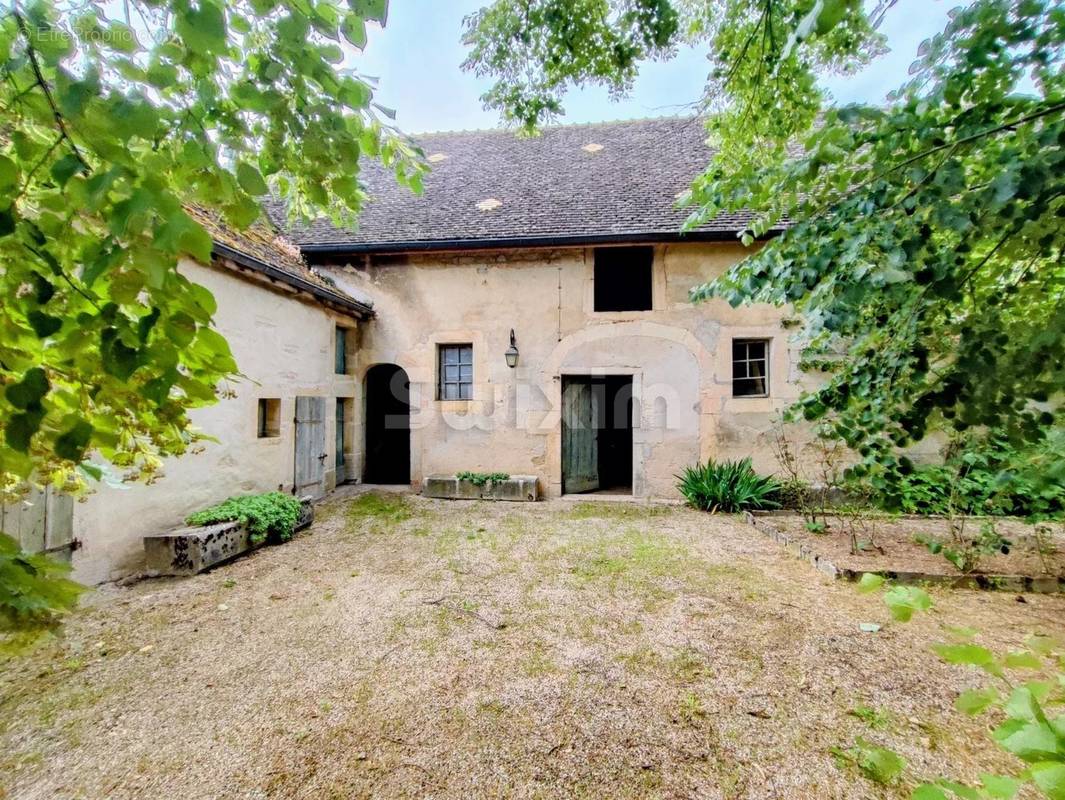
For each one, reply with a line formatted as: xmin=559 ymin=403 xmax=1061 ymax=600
xmin=2 ymin=490 xmax=1063 ymax=799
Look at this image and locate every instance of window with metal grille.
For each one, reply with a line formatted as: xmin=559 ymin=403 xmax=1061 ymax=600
xmin=732 ymin=339 xmax=770 ymax=397
xmin=438 ymin=344 xmax=473 ymax=400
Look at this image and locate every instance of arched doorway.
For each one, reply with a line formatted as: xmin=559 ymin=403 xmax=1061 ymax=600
xmin=363 ymin=364 xmax=410 ymax=484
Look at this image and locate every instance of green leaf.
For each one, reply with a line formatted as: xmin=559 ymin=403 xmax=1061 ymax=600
xmin=6 ymin=368 xmax=49 ymax=410
xmin=352 ymin=0 xmax=387 ymax=23
xmin=176 ymin=0 xmax=227 ymax=55
xmin=979 ymin=773 xmax=1022 ymax=800
xmin=912 ymin=786 xmax=949 ymax=800
xmin=27 ymin=310 xmax=63 ymax=338
xmin=994 ymin=720 xmax=1060 ymax=762
xmin=1003 ymin=651 xmax=1043 ymax=670
xmin=857 ymin=572 xmax=885 ymax=593
xmin=0 ymin=154 xmax=19 ymax=189
xmin=236 ymin=162 xmax=268 ymax=196
xmin=1030 ymin=763 xmax=1065 ymax=800
xmin=54 ymin=420 xmax=94 ymax=462
xmin=955 ymin=687 xmax=999 ymax=715
xmin=5 ymin=410 xmax=44 ymax=452
xmin=933 ymin=643 xmax=997 ymax=669
xmin=341 ymin=13 xmax=367 ymax=48
xmin=854 ymin=738 xmax=906 ymax=784
xmin=0 ymin=206 xmax=15 ymax=237
xmin=884 ymin=585 xmax=932 ymax=621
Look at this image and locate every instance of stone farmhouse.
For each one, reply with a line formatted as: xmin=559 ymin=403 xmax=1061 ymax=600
xmin=9 ymin=117 xmax=820 ymax=584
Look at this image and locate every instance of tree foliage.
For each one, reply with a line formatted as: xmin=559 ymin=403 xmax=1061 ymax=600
xmin=464 ymin=0 xmax=1065 ymax=490
xmin=0 ymin=530 xmax=84 ymax=652
xmin=0 ymin=0 xmax=421 ymax=496
xmin=860 ymin=574 xmax=1065 ymax=799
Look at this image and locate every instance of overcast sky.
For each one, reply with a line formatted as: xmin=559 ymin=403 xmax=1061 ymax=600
xmin=355 ymin=0 xmax=957 ymax=134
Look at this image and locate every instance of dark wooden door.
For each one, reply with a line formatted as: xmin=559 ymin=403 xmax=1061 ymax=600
xmin=294 ymin=396 xmax=327 ymax=498
xmin=562 ymin=378 xmax=599 ymax=494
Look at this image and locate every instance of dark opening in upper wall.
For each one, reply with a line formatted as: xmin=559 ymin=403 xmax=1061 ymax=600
xmin=593 ymin=247 xmax=653 ymax=312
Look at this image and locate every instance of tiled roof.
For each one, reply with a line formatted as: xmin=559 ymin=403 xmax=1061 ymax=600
xmin=185 ymin=205 xmax=372 ymax=316
xmin=270 ymin=116 xmax=775 ymax=253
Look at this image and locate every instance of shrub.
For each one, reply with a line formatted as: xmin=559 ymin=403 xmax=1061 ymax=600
xmin=456 ymin=471 xmax=509 ymax=486
xmin=1 ymin=533 xmax=85 ymax=653
xmin=186 ymin=492 xmax=302 ymax=545
xmin=872 ymin=433 xmax=1065 ymax=520
xmin=676 ymin=458 xmax=780 ymax=513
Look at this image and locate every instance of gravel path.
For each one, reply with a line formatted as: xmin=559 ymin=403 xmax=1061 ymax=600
xmin=2 ymin=489 xmax=1062 ymax=799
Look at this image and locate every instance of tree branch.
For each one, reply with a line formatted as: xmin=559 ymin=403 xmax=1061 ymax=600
xmin=13 ymin=11 xmax=90 ymax=173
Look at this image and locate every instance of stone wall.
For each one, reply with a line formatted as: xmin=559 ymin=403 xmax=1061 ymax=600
xmin=322 ymin=242 xmax=826 ymax=499
xmin=70 ymin=258 xmax=362 ymax=585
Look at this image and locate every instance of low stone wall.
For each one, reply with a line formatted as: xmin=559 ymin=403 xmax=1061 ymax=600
xmin=422 ymin=475 xmax=539 ymax=502
xmin=144 ymin=496 xmax=314 ymax=577
xmin=744 ymin=511 xmax=1064 ymax=593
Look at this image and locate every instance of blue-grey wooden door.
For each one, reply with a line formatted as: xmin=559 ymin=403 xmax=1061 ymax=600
xmin=294 ymin=396 xmax=327 ymax=499
xmin=562 ymin=379 xmax=599 ymax=494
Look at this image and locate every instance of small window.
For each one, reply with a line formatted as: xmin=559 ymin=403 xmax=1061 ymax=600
xmin=732 ymin=339 xmax=770 ymax=397
xmin=438 ymin=344 xmax=473 ymax=400
xmin=593 ymin=246 xmax=653 ymax=312
xmin=335 ymin=327 xmax=348 ymax=374
xmin=257 ymin=398 xmax=281 ymax=437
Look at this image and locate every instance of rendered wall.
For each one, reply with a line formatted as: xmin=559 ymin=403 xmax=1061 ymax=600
xmin=323 ymin=242 xmax=823 ymax=499
xmin=71 ymin=258 xmax=361 ymax=584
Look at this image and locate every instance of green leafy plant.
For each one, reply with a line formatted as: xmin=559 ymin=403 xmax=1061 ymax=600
xmin=873 ymin=434 xmax=1065 ymax=521
xmin=0 ymin=0 xmax=420 ymax=493
xmin=916 ymin=521 xmax=1013 ymax=575
xmin=456 ymin=471 xmax=510 ymax=487
xmin=0 ymin=531 xmax=85 ymax=653
xmin=0 ymin=0 xmax=418 ymax=635
xmin=676 ymin=457 xmax=780 ymax=513
xmin=859 ymin=573 xmax=1065 ymax=798
xmin=831 ymin=737 xmax=906 ymax=786
xmin=186 ymin=492 xmax=302 ymax=545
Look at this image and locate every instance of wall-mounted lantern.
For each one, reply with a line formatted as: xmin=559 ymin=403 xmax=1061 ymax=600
xmin=505 ymin=329 xmax=519 ymax=368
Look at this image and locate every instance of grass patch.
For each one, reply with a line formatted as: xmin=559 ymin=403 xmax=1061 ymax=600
xmin=848 ymin=705 xmax=893 ymax=731
xmin=346 ymin=493 xmax=412 ymax=532
xmin=677 ymin=691 xmax=706 ymax=725
xmin=568 ymin=528 xmax=687 ymax=582
xmin=520 ymin=644 xmax=557 ymax=677
xmin=669 ymin=647 xmax=711 ymax=683
xmin=566 ymin=502 xmax=673 ymax=520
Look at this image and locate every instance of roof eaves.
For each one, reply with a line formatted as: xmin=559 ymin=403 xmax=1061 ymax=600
xmin=299 ymin=228 xmax=783 ymax=257
xmin=212 ymin=242 xmax=374 ymax=318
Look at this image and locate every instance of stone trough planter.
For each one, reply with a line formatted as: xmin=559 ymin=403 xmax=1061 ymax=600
xmin=423 ymin=474 xmax=539 ymax=502
xmin=144 ymin=496 xmax=314 ymax=577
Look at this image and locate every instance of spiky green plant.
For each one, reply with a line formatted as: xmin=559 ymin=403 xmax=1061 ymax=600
xmin=676 ymin=458 xmax=781 ymax=513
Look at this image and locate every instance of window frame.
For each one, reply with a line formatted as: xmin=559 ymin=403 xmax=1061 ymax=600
xmin=257 ymin=398 xmax=281 ymax=438
xmin=335 ymin=398 xmax=346 ymax=469
xmin=592 ymin=246 xmax=654 ymax=313
xmin=335 ymin=326 xmax=348 ymax=375
xmin=731 ymin=338 xmax=770 ymax=398
xmin=437 ymin=343 xmax=474 ymax=401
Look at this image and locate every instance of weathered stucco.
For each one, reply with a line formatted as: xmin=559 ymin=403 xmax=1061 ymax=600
xmin=70 ymin=258 xmax=361 ymax=584
xmin=322 ymin=242 xmax=821 ymax=500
